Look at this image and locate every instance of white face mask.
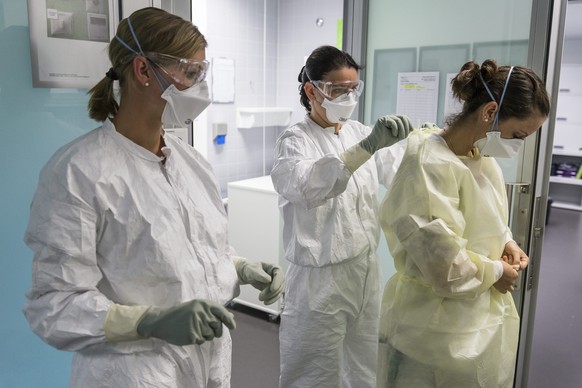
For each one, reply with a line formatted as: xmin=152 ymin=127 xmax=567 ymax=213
xmin=473 ymin=131 xmax=524 ymax=158
xmin=161 ymin=81 xmax=211 ymax=127
xmin=321 ymin=92 xmax=358 ymax=124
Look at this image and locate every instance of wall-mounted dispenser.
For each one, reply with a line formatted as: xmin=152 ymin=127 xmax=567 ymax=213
xmin=236 ymin=107 xmax=293 ymax=129
xmin=213 ymin=123 xmax=228 ymax=144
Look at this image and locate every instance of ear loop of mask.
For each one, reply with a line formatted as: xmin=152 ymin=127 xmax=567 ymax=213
xmin=479 ymin=66 xmax=514 ymax=133
xmin=114 ymin=16 xmax=169 ymax=91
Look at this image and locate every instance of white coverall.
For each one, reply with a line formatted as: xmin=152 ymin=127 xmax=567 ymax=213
xmin=23 ymin=119 xmax=239 ymax=388
xmin=271 ymin=115 xmax=403 ymax=388
xmin=378 ymin=129 xmax=519 ymax=388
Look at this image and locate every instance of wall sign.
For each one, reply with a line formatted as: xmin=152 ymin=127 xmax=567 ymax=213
xmin=28 ymin=0 xmax=119 ymax=88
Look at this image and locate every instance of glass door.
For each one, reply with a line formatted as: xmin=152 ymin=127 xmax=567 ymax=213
xmin=350 ymin=0 xmax=567 ymax=385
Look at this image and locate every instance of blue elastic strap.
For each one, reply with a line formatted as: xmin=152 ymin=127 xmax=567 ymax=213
xmin=114 ymin=16 xmax=170 ymax=91
xmin=479 ymin=66 xmax=514 ymax=132
xmin=114 ymin=16 xmax=144 ymax=56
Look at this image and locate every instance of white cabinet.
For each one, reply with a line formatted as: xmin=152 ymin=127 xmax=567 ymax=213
xmin=558 ymin=64 xmax=582 ymax=95
xmin=550 ymin=64 xmax=582 ymax=211
xmin=227 ymin=176 xmax=287 ymax=316
xmin=555 ymin=95 xmax=582 ymax=129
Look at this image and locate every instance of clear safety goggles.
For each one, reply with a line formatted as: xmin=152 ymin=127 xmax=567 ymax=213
xmin=145 ymin=52 xmax=209 ymax=88
xmin=310 ymin=79 xmax=364 ymax=99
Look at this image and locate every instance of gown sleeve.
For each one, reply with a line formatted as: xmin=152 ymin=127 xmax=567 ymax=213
xmin=271 ymin=130 xmax=352 ymax=209
xmin=383 ymin=151 xmax=501 ymax=299
xmin=23 ymin=164 xmax=112 ymax=351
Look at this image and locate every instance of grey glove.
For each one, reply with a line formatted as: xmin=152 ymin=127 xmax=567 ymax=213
xmin=360 ymin=115 xmax=412 ymax=154
xmin=136 ymin=299 xmax=236 ymax=346
xmin=233 ymin=258 xmax=285 ymax=305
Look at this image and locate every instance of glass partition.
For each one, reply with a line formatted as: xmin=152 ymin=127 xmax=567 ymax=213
xmin=193 ymin=0 xmax=344 ymax=196
xmin=365 ymin=0 xmax=535 ymax=284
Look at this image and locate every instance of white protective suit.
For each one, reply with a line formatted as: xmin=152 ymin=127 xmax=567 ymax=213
xmin=271 ymin=115 xmax=403 ymax=388
xmin=23 ymin=119 xmax=239 ymax=388
xmin=378 ymin=129 xmax=519 ymax=388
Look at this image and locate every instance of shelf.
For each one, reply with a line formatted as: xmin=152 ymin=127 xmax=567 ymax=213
xmin=552 ymin=149 xmax=582 ymax=157
xmin=550 ymin=176 xmax=582 ymax=186
xmin=552 ymin=201 xmax=582 ymax=211
xmin=236 ymin=107 xmax=293 ymax=128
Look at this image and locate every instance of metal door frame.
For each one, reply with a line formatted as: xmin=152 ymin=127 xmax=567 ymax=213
xmin=514 ymin=0 xmax=568 ymax=386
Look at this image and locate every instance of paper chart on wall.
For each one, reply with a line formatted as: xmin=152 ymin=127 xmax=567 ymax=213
xmin=396 ymin=72 xmax=439 ymax=127
xmin=211 ymin=57 xmax=235 ymax=103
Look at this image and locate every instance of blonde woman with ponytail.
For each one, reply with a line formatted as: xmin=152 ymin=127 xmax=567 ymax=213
xmin=23 ymin=7 xmax=283 ymax=387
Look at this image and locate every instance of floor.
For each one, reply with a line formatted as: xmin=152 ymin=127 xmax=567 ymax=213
xmin=229 ymin=304 xmax=280 ymax=388
xmin=527 ymin=207 xmax=582 ymax=388
xmin=229 ymin=208 xmax=582 ymax=388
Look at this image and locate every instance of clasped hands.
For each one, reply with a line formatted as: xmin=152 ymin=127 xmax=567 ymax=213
xmin=493 ymin=240 xmax=529 ymax=294
xmin=233 ymin=257 xmax=285 ymax=305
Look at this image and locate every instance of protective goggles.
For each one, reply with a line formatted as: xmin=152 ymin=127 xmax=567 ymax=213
xmin=145 ymin=52 xmax=209 ymax=88
xmin=310 ymin=79 xmax=364 ymax=99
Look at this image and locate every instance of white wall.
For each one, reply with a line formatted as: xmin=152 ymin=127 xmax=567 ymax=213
xmin=276 ymin=0 xmax=344 ymax=126
xmin=197 ymin=0 xmax=343 ymax=196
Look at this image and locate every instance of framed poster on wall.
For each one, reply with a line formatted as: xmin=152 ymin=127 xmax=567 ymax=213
xmin=28 ymin=0 xmax=120 ymax=88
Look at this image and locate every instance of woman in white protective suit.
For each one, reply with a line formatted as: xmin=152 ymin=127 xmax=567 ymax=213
xmin=271 ymin=45 xmax=412 ymax=388
xmin=377 ymin=59 xmax=550 ymax=388
xmin=23 ymin=7 xmax=284 ymax=388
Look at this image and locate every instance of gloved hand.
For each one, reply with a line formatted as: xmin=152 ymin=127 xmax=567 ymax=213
xmin=233 ymin=257 xmax=285 ymax=305
xmin=103 ymin=299 xmax=236 ymax=346
xmin=360 ymin=115 xmax=412 ymax=154
xmin=137 ymin=299 xmax=236 ymax=345
xmin=340 ymin=114 xmax=412 ymax=173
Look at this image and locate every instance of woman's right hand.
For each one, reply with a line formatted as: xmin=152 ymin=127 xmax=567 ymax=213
xmin=493 ymin=260 xmax=520 ymax=293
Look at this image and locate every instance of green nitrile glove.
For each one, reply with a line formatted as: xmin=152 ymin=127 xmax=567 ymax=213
xmin=233 ymin=257 xmax=285 ymax=305
xmin=340 ymin=115 xmax=413 ymax=173
xmin=104 ymin=300 xmax=236 ymax=345
xmin=360 ymin=114 xmax=413 ymax=154
xmin=136 ymin=299 xmax=236 ymax=346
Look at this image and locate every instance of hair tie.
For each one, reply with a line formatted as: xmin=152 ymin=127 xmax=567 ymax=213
xmin=105 ymin=68 xmax=119 ymax=81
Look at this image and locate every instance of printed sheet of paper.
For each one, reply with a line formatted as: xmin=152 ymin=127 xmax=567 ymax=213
xmin=396 ymin=72 xmax=439 ymax=127
xmin=211 ymin=57 xmax=235 ymax=103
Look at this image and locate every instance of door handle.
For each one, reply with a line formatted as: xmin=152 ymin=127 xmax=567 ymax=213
xmin=528 ymin=226 xmax=543 ymax=290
